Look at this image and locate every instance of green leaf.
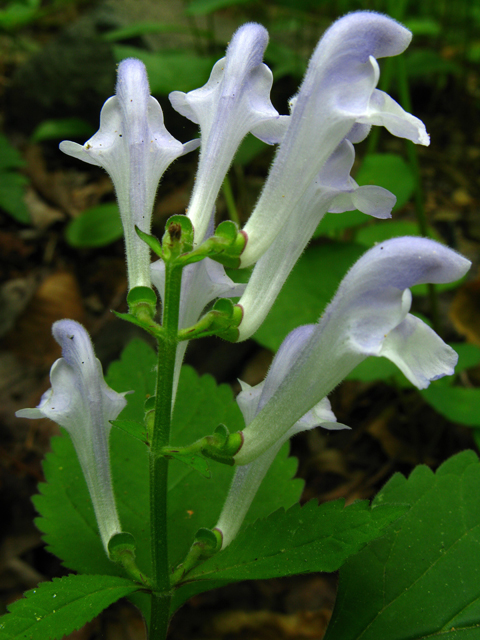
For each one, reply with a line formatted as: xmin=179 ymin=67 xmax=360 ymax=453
xmin=0 ymin=574 xmax=139 ymax=640
xmin=421 ymin=384 xmax=480 ymax=427
xmin=113 ymin=46 xmax=217 ymax=94
xmin=253 ymin=242 xmax=365 ymax=352
xmin=110 ymin=419 xmax=149 ymax=444
xmin=65 ymin=203 xmax=124 ymax=248
xmin=187 ymin=499 xmax=407 ymax=583
xmin=0 ymin=171 xmax=30 ymax=223
xmin=104 ymin=22 xmax=191 ymax=42
xmin=185 ymin=0 xmax=252 ymax=16
xmin=34 ymin=340 xmax=303 ymax=612
xmin=324 ymin=450 xmax=480 ymax=640
xmin=405 ymin=49 xmax=461 ymax=79
xmin=0 ymin=133 xmax=25 ymax=171
xmin=356 ymin=153 xmax=415 ymax=211
xmin=452 ymin=342 xmax=480 ymax=373
xmin=166 ymin=451 xmax=211 ymax=478
xmin=355 ymin=220 xmax=439 ymax=247
xmin=314 ymin=209 xmax=367 ymax=237
xmin=31 ymin=118 xmax=94 ymax=143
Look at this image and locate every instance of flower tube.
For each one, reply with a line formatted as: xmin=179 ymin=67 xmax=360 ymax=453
xmin=240 ymin=12 xmax=429 ymax=267
xmin=234 ymin=237 xmax=470 ymax=464
xmin=236 ymin=137 xmax=396 ymax=340
xmin=16 ymin=320 xmax=128 ymax=553
xmin=215 ymin=365 xmax=346 ymax=548
xmin=60 ymin=59 xmax=197 ymax=290
xmin=170 ymin=23 xmax=287 ymax=245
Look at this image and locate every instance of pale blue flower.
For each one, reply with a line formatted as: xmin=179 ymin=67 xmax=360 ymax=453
xmin=237 ymin=138 xmax=396 ymax=340
xmin=60 ymin=59 xmax=197 ymax=290
xmin=234 ymin=238 xmax=470 ymax=464
xmin=170 ymin=23 xmax=287 ymax=245
xmin=16 ymin=320 xmax=127 ymax=553
xmin=240 ymin=12 xmax=430 ymax=267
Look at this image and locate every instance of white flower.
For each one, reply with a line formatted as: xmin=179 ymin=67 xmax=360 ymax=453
xmin=170 ymin=23 xmax=287 ymax=245
xmin=60 ymin=59 xmax=197 ymax=290
xmin=16 ymin=320 xmax=128 ymax=553
xmin=236 ymin=138 xmax=396 ymax=340
xmin=240 ymin=12 xmax=429 ymax=267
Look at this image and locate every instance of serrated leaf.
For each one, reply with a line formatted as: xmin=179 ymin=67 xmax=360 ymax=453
xmin=253 ymin=242 xmax=365 ymax=351
xmin=0 ymin=574 xmax=139 ymax=640
xmin=187 ymin=500 xmax=407 ymax=583
xmin=65 ymin=203 xmax=123 ymax=248
xmin=110 ymin=419 xmax=149 ymax=444
xmin=324 ymin=450 xmax=480 ymax=640
xmin=34 ymin=340 xmax=303 ymax=611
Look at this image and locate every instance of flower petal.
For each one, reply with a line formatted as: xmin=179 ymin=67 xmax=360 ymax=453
xmin=237 ymin=140 xmax=395 ymax=341
xmin=241 ymin=12 xmax=428 ymax=267
xmin=60 ymin=59 xmax=190 ymax=289
xmin=15 ymin=320 xmax=127 ymax=552
xmin=170 ymin=23 xmax=281 ymax=244
xmin=235 ymin=238 xmax=470 ymax=464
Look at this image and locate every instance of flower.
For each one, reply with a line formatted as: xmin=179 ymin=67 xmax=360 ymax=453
xmin=60 ymin=59 xmax=197 ymax=290
xmin=16 ymin=320 xmax=128 ymax=553
xmin=234 ymin=237 xmax=470 ymax=465
xmin=151 ymin=252 xmax=246 ymax=400
xmin=240 ymin=12 xmax=430 ymax=267
xmin=215 ymin=375 xmax=344 ymax=548
xmin=236 ymin=137 xmax=396 ymax=340
xmin=170 ymin=23 xmax=287 ymax=245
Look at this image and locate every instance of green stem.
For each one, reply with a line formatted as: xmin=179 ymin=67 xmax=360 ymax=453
xmin=149 ymin=263 xmax=183 ymax=638
xmin=222 ymin=174 xmax=240 ymax=226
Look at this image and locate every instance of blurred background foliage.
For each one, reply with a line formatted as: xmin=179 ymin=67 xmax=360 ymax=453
xmin=1 ymin=0 xmax=480 ymax=637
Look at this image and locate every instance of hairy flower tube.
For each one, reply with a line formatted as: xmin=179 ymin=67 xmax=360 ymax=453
xmin=16 ymin=320 xmax=127 ymax=553
xmin=215 ymin=377 xmax=346 ymax=548
xmin=240 ymin=12 xmax=430 ymax=267
xmin=233 ymin=237 xmax=470 ymax=465
xmin=60 ymin=59 xmax=197 ymax=290
xmin=170 ymin=23 xmax=287 ymax=246
xmin=236 ymin=138 xmax=396 ymax=340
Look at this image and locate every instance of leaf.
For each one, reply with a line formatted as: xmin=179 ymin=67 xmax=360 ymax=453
xmin=113 ymin=46 xmax=217 ymax=94
xmin=185 ymin=0 xmax=252 ymax=16
xmin=421 ymin=384 xmax=480 ymax=427
xmin=0 ymin=133 xmax=25 ymax=171
xmin=31 ymin=118 xmax=94 ymax=143
xmin=0 ymin=574 xmax=139 ymax=640
xmin=314 ymin=209 xmax=367 ymax=237
xmin=324 ymin=450 xmax=480 ymax=640
xmin=451 ymin=342 xmax=480 ymax=373
xmin=167 ymin=451 xmax=211 ymax=478
xmin=65 ymin=203 xmax=124 ymax=248
xmin=0 ymin=172 xmax=30 ymax=223
xmin=253 ymin=242 xmax=365 ymax=352
xmin=104 ymin=22 xmax=191 ymax=42
xmin=356 ymin=153 xmax=415 ymax=211
xmin=34 ymin=340 xmax=302 ymax=608
xmin=187 ymin=499 xmax=407 ymax=583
